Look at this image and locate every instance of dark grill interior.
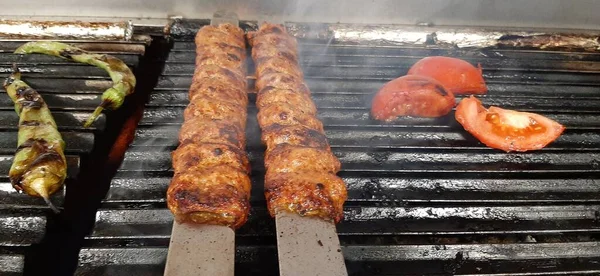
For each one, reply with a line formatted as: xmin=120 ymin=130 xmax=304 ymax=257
xmin=2 ymin=20 xmax=600 ymax=275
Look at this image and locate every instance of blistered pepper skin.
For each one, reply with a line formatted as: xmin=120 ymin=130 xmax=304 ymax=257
xmin=3 ymin=65 xmax=67 ymax=212
xmin=15 ymin=41 xmax=136 ymax=127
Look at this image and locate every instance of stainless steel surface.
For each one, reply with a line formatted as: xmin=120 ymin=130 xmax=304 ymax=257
xmin=276 ymin=212 xmax=347 ymax=276
xmin=164 ymin=223 xmax=235 ymax=276
xmin=0 ymin=19 xmax=133 ymax=41
xmin=3 ymin=0 xmax=600 ymax=30
xmin=285 ymin=23 xmax=600 ymax=50
xmin=210 ymin=10 xmax=239 ymax=27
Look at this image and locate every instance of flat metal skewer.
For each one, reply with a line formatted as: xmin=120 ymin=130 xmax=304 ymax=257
xmin=164 ymin=10 xmax=241 ymax=276
xmin=276 ymin=212 xmax=348 ymax=276
xmin=164 ymin=222 xmax=235 ymax=276
xmin=267 ymin=19 xmax=348 ymax=276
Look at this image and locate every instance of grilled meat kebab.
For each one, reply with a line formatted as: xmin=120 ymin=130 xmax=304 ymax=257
xmin=3 ymin=65 xmax=67 ymax=213
xmin=14 ymin=41 xmax=136 ymax=127
xmin=167 ymin=24 xmax=251 ymax=229
xmin=248 ymin=23 xmax=347 ymax=223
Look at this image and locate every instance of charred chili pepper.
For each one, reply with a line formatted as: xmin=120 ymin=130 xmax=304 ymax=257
xmin=3 ymin=65 xmax=67 ymax=212
xmin=14 ymin=41 xmax=136 ymax=127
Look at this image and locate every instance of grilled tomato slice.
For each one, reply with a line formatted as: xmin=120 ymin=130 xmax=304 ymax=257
xmin=371 ymin=75 xmax=455 ymax=121
xmin=455 ymin=96 xmax=565 ymax=152
xmin=408 ymin=56 xmax=487 ymax=95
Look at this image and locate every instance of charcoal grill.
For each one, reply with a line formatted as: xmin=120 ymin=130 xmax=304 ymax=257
xmin=3 ymin=2 xmax=600 ymax=275
xmin=0 ymin=25 xmax=149 ymax=275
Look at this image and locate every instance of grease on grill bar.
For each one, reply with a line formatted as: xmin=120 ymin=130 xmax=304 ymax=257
xmin=77 ymin=21 xmax=600 ymax=275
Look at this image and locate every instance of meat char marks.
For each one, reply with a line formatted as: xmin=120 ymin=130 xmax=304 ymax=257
xmin=248 ymin=23 xmax=347 ymax=223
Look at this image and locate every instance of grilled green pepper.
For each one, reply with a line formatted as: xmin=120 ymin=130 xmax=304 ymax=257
xmin=3 ymin=65 xmax=67 ymax=213
xmin=14 ymin=41 xmax=136 ymax=127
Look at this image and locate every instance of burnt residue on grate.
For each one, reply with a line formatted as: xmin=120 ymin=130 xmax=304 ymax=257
xmin=77 ymin=23 xmax=600 ymax=275
xmin=0 ymin=39 xmax=147 ymax=275
xmin=167 ymin=19 xmax=258 ymax=40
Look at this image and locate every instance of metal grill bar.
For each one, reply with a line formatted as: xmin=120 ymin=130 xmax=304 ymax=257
xmin=115 ymin=149 xmax=600 ymax=177
xmin=104 ymin=177 xmax=600 ymax=204
xmin=76 ymin=242 xmax=600 ymax=275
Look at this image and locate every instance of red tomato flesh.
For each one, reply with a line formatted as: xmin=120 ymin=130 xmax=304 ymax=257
xmin=455 ymin=96 xmax=565 ymax=152
xmin=371 ymin=75 xmax=456 ymax=121
xmin=408 ymin=56 xmax=487 ymax=95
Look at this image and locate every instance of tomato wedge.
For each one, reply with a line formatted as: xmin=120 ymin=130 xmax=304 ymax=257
xmin=455 ymin=96 xmax=565 ymax=152
xmin=408 ymin=56 xmax=487 ymax=95
xmin=371 ymin=75 xmax=455 ymax=121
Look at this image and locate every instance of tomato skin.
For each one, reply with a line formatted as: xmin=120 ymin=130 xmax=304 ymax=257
xmin=371 ymin=75 xmax=456 ymax=121
xmin=455 ymin=96 xmax=565 ymax=152
xmin=408 ymin=56 xmax=487 ymax=95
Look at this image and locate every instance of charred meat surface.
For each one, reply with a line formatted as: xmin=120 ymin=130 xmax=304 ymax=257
xmin=167 ymin=23 xmax=251 ymax=229
xmin=249 ymin=23 xmax=347 ymax=223
xmin=261 ymin=124 xmax=330 ymax=150
xmin=257 ymin=86 xmax=317 ymax=115
xmin=178 ymin=117 xmax=246 ymax=150
xmin=192 ymin=64 xmax=246 ymax=90
xmin=196 ymin=52 xmax=246 ymax=74
xmin=255 ymin=72 xmax=311 ymax=94
xmin=189 ymin=78 xmax=248 ymax=107
xmin=265 ymin=171 xmax=347 ymax=223
xmin=183 ymin=95 xmax=247 ymax=129
xmin=257 ymin=102 xmax=325 ymax=132
xmin=172 ymin=142 xmax=251 ymax=174
xmin=265 ymin=144 xmax=341 ymax=174
xmin=256 ymin=56 xmax=304 ymax=79
xmin=167 ymin=166 xmax=251 ymax=229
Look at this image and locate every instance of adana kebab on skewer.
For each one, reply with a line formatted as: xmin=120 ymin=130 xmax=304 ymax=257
xmin=166 ymin=23 xmax=251 ymax=229
xmin=248 ymin=24 xmax=348 ymax=223
xmin=14 ymin=41 xmax=136 ymax=128
xmin=3 ymin=65 xmax=67 ymax=213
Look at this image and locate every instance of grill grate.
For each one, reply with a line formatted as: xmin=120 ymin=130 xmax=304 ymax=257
xmin=0 ymin=40 xmax=145 ymax=275
xmin=72 ymin=22 xmax=600 ymax=275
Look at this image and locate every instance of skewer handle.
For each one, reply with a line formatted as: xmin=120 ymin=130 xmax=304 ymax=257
xmin=276 ymin=212 xmax=348 ymax=276
xmin=164 ymin=222 xmax=235 ymax=276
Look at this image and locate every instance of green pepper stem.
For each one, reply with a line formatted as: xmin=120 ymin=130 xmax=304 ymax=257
xmin=84 ymin=105 xmax=105 ymax=128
